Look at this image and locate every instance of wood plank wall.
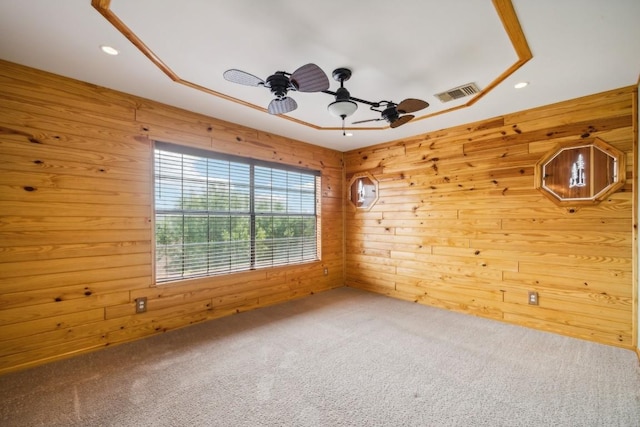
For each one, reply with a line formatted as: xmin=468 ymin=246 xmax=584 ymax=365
xmin=0 ymin=60 xmax=344 ymax=374
xmin=344 ymin=86 xmax=637 ymax=349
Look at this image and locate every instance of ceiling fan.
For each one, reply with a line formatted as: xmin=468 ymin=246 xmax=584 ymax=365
xmin=223 ymin=63 xmax=330 ymax=115
xmin=352 ymin=98 xmax=430 ymax=128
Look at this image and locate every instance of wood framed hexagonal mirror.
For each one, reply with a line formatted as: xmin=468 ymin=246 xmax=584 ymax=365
xmin=534 ymin=138 xmax=625 ymax=206
xmin=348 ymin=172 xmax=379 ymax=211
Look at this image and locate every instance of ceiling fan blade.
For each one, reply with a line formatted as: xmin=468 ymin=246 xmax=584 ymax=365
xmin=352 ymin=118 xmax=384 ymax=125
xmin=396 ymin=98 xmax=429 ymax=114
xmin=268 ymin=97 xmax=297 ymax=115
xmin=223 ymin=69 xmax=264 ymax=87
xmin=390 ymin=115 xmax=414 ymax=128
xmin=290 ymin=63 xmax=330 ymax=92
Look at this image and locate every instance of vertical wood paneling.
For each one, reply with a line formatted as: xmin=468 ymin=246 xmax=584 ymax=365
xmin=345 ymin=86 xmax=636 ymax=349
xmin=0 ymin=60 xmax=344 ymax=374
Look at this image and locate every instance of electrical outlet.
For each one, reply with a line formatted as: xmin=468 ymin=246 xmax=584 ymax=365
xmin=135 ymin=297 xmax=147 ymax=313
xmin=528 ymin=291 xmax=539 ymax=305
xmin=323 ymin=267 xmax=329 ymax=276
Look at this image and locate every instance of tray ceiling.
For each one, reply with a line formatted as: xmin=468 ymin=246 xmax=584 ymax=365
xmin=0 ymin=0 xmax=638 ymax=151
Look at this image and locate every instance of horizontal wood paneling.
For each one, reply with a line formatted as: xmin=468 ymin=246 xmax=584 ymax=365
xmin=345 ymin=85 xmax=637 ymax=349
xmin=0 ymin=60 xmax=344 ymax=374
xmin=0 ymin=58 xmax=635 ymax=374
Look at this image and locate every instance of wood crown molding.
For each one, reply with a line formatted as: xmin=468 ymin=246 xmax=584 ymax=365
xmin=91 ymin=0 xmax=532 ymax=132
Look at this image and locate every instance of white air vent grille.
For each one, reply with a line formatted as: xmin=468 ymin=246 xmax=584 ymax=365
xmin=434 ymin=82 xmax=481 ymax=103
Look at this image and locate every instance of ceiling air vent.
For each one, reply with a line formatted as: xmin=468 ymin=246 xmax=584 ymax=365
xmin=434 ymin=82 xmax=480 ymax=103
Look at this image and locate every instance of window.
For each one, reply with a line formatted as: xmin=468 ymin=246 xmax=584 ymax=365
xmin=154 ymin=142 xmax=320 ymax=283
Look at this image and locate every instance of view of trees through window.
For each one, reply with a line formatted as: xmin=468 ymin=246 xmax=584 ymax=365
xmin=154 ymin=142 xmax=320 ymax=283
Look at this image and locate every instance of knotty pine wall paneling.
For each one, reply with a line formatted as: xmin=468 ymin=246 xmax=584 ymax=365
xmin=345 ymin=86 xmax=637 ymax=349
xmin=635 ymin=80 xmax=639 ymax=358
xmin=0 ymin=60 xmax=344 ymax=374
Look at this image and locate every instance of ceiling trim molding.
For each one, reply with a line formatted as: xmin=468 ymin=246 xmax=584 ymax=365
xmin=92 ymin=0 xmax=531 ymax=133
xmin=412 ymin=0 xmax=532 ymax=124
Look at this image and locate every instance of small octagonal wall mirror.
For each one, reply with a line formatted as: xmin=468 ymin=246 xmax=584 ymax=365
xmin=535 ymin=138 xmax=625 ymax=206
xmin=348 ymin=172 xmax=379 ymax=210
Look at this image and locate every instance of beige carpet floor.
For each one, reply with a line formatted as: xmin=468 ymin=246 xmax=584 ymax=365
xmin=1 ymin=286 xmax=639 ymax=426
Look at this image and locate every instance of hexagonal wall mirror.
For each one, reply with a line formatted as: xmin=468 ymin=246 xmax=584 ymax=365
xmin=534 ymin=138 xmax=625 ymax=206
xmin=348 ymin=172 xmax=379 ymax=210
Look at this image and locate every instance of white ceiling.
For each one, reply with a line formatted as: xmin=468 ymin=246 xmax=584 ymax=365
xmin=0 ymin=0 xmax=638 ymax=152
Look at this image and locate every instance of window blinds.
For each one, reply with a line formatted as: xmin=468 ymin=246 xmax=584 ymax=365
xmin=154 ymin=142 xmax=320 ymax=283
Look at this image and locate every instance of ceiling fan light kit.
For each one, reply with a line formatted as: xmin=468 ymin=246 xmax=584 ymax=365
xmin=327 ymin=68 xmax=358 ymax=119
xmin=327 ymin=88 xmax=358 ymax=118
xmin=223 ymin=64 xmax=430 ymax=134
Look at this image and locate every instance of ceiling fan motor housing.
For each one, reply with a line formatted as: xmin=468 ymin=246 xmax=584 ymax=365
xmin=266 ymin=72 xmax=291 ymax=97
xmin=381 ymin=106 xmax=400 ymax=123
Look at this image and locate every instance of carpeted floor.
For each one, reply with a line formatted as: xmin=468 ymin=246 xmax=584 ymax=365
xmin=1 ymin=287 xmax=639 ymax=426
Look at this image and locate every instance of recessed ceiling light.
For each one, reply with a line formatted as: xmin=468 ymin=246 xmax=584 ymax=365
xmin=100 ymin=45 xmax=119 ymax=56
xmin=514 ymin=82 xmax=529 ymax=89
